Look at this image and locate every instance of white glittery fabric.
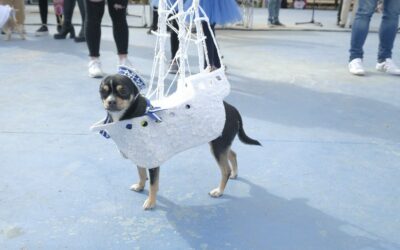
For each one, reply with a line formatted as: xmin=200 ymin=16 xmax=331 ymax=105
xmin=91 ymin=68 xmax=230 ymax=168
xmin=0 ymin=5 xmax=12 ymax=29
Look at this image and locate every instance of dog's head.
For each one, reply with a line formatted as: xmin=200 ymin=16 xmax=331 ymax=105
xmin=99 ymin=74 xmax=139 ymax=113
xmin=99 ymin=66 xmax=147 ymax=115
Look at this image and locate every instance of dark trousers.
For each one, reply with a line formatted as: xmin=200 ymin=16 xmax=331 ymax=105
xmin=63 ymin=0 xmax=86 ymax=27
xmin=39 ymin=0 xmax=62 ymax=25
xmin=38 ymin=0 xmax=48 ymax=24
xmin=85 ymin=0 xmax=129 ymax=57
xmin=170 ymin=19 xmax=179 ymax=60
xmin=202 ymin=21 xmax=220 ymax=69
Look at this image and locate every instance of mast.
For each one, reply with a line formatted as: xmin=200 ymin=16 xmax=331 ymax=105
xmin=156 ymin=0 xmax=168 ymax=99
xmin=177 ymin=0 xmax=186 ymax=83
xmin=193 ymin=0 xmax=208 ymax=71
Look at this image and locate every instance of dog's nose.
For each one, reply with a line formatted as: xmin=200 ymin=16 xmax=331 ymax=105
xmin=108 ymin=100 xmax=117 ymax=106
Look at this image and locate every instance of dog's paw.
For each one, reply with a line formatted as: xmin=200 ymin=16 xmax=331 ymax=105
xmin=130 ymin=183 xmax=145 ymax=192
xmin=143 ymin=198 xmax=156 ymax=210
xmin=209 ymin=188 xmax=223 ymax=198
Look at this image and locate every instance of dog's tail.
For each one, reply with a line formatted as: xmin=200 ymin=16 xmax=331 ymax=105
xmin=238 ymin=114 xmax=262 ymax=146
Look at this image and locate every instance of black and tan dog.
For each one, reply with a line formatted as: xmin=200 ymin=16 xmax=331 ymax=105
xmin=99 ymin=72 xmax=261 ymax=210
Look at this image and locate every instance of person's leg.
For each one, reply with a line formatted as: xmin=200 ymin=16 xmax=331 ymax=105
xmin=38 ymin=0 xmax=47 ymax=25
xmin=63 ymin=0 xmax=76 ymax=25
xmin=54 ymin=0 xmax=76 ymax=38
xmin=149 ymin=6 xmax=158 ymax=33
xmin=202 ymin=21 xmax=220 ymax=69
xmin=170 ymin=19 xmax=179 ymax=60
xmin=210 ymin=23 xmax=220 ymax=69
xmin=340 ymin=0 xmax=351 ymax=27
xmin=349 ymin=0 xmax=377 ymax=61
xmin=107 ymin=0 xmax=129 ymax=63
xmin=85 ymin=0 xmax=105 ymax=58
xmin=85 ymin=0 xmax=105 ymax=78
xmin=377 ymin=0 xmax=400 ymax=62
xmin=34 ymin=0 xmax=49 ymax=35
xmin=337 ymin=0 xmax=343 ymax=25
xmin=75 ymin=0 xmax=86 ymax=40
xmin=275 ymin=0 xmax=282 ymax=23
xmin=268 ymin=0 xmax=278 ymax=24
xmin=348 ymin=0 xmax=359 ymax=27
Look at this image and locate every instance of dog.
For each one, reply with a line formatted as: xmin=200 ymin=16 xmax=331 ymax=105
xmin=99 ymin=72 xmax=261 ymax=210
xmin=0 ymin=5 xmax=25 ymax=40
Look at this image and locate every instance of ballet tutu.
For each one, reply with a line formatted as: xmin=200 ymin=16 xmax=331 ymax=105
xmin=185 ymin=0 xmax=242 ymax=25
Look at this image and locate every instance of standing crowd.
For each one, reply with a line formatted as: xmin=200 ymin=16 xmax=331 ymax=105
xmin=1 ymin=0 xmax=400 ymax=77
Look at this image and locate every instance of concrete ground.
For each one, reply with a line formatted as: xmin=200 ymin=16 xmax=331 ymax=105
xmin=1 ymin=5 xmax=400 ymax=250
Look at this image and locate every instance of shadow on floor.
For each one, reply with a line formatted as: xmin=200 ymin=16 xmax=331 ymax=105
xmin=156 ymin=178 xmax=397 ymax=250
xmin=227 ymin=72 xmax=400 ymax=143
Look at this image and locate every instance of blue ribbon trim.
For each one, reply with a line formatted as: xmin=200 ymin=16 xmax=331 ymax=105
xmin=99 ymin=99 xmax=164 ymax=139
xmin=144 ymin=98 xmax=164 ymax=123
xmin=99 ymin=114 xmax=112 ymax=139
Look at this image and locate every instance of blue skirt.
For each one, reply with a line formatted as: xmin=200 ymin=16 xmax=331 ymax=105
xmin=185 ymin=0 xmax=242 ymax=25
xmin=152 ymin=0 xmax=179 ymax=8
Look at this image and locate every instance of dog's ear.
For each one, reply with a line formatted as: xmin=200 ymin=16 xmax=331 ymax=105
xmin=116 ymin=74 xmax=140 ymax=97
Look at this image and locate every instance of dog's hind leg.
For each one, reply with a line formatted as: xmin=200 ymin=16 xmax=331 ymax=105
xmin=228 ymin=149 xmax=238 ymax=179
xmin=209 ymin=145 xmax=231 ymax=197
xmin=130 ymin=166 xmax=147 ymax=192
xmin=143 ymin=167 xmax=159 ymax=210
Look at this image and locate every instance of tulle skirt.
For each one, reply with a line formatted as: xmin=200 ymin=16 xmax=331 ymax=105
xmin=185 ymin=0 xmax=242 ymax=25
xmin=152 ymin=0 xmax=178 ymax=8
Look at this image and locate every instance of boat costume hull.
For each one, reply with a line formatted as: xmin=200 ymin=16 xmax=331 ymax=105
xmin=91 ymin=68 xmax=230 ymax=168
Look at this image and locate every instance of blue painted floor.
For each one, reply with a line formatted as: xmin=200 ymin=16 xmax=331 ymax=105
xmin=1 ymin=7 xmax=400 ymax=250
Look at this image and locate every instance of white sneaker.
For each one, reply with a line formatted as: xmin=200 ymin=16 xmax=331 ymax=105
xmin=88 ymin=59 xmax=104 ymax=78
xmin=348 ymin=58 xmax=365 ymax=76
xmin=119 ymin=57 xmax=133 ymax=69
xmin=376 ymin=58 xmax=400 ymax=75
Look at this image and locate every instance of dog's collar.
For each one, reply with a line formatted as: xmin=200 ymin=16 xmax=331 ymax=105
xmin=117 ymin=66 xmax=146 ymax=92
xmin=98 ymin=98 xmax=164 ymax=139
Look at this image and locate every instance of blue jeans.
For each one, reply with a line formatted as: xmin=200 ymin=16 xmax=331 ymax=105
xmin=349 ymin=0 xmax=400 ymax=62
xmin=268 ymin=0 xmax=282 ymax=23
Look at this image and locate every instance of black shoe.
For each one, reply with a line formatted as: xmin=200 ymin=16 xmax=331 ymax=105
xmin=35 ymin=25 xmax=49 ymax=36
xmin=57 ymin=24 xmax=62 ymax=33
xmin=54 ymin=24 xmax=75 ymax=39
xmin=74 ymin=35 xmax=85 ymax=42
xmin=273 ymin=21 xmax=285 ymax=26
xmin=74 ymin=28 xmax=85 ymax=42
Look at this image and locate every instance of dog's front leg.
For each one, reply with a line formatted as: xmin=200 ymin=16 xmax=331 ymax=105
xmin=130 ymin=166 xmax=147 ymax=192
xmin=209 ymin=151 xmax=231 ymax=198
xmin=143 ymin=167 xmax=159 ymax=210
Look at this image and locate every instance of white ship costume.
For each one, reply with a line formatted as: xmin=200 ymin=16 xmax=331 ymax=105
xmin=91 ymin=0 xmax=231 ymax=168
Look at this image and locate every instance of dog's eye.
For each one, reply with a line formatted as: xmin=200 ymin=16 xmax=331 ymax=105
xmin=116 ymin=85 xmax=130 ymax=97
xmin=100 ymin=85 xmax=111 ymax=98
